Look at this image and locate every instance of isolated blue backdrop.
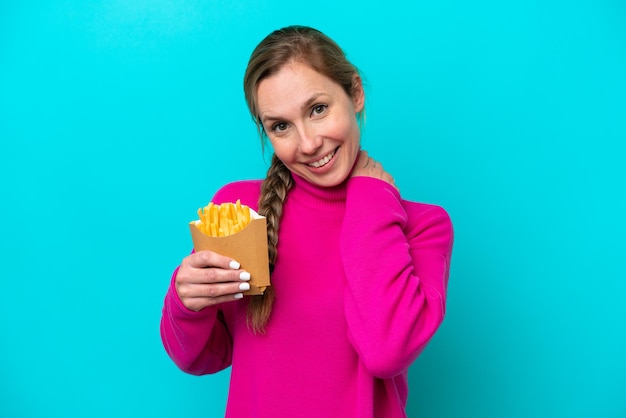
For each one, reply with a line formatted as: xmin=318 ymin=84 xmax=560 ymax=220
xmin=1 ymin=1 xmax=625 ymax=417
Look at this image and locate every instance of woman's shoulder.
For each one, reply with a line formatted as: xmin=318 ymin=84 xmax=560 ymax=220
xmin=212 ymin=180 xmax=263 ymax=210
xmin=401 ymin=199 xmax=454 ymax=241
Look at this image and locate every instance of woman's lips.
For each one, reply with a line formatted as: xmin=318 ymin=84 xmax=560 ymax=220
xmin=306 ymin=147 xmax=338 ymax=168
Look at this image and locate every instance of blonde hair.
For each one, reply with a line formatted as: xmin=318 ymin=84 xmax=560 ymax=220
xmin=243 ymin=25 xmax=363 ymax=333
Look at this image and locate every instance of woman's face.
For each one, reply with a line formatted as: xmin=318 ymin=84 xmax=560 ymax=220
xmin=256 ymin=61 xmax=364 ymax=188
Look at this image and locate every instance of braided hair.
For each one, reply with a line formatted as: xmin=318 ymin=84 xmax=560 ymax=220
xmin=243 ymin=25 xmax=363 ymax=333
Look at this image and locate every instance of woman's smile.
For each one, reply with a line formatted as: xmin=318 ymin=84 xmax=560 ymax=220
xmin=306 ymin=147 xmax=338 ymax=169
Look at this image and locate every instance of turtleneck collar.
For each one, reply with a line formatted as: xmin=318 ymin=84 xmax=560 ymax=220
xmin=289 ymin=173 xmax=348 ymax=212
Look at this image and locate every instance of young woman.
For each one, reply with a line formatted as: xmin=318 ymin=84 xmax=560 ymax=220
xmin=161 ymin=25 xmax=454 ymax=418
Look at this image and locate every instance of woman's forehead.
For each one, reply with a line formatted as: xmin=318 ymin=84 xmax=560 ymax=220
xmin=256 ymin=62 xmax=343 ymax=114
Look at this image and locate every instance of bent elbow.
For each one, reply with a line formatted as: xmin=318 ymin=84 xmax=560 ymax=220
xmin=360 ymin=352 xmax=409 ymax=379
xmin=173 ymin=352 xmax=229 ymax=376
xmin=359 ymin=307 xmax=446 ymax=379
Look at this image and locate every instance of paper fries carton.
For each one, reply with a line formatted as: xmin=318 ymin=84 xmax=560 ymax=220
xmin=189 ymin=208 xmax=270 ymax=295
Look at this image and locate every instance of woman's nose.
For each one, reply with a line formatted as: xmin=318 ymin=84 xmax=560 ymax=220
xmin=297 ymin=124 xmax=322 ymax=154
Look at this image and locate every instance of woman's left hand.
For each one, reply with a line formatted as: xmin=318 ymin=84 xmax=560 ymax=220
xmin=350 ymin=150 xmax=399 ymax=192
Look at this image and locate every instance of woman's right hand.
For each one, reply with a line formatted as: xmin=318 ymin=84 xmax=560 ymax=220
xmin=175 ymin=250 xmax=251 ymax=311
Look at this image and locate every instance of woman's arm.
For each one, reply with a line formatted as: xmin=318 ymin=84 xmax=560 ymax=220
xmin=160 ymin=266 xmax=234 ymax=375
xmin=160 ymin=180 xmax=263 ymax=375
xmin=340 ymin=176 xmax=453 ymax=378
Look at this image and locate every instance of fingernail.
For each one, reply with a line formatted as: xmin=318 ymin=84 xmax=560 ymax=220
xmin=229 ymin=260 xmax=240 ymax=270
xmin=239 ymin=282 xmax=250 ymax=291
xmin=239 ymin=272 xmax=251 ymax=281
xmin=234 ymin=293 xmax=244 ymax=299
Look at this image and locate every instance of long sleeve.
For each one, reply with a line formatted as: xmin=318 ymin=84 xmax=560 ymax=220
xmin=160 ymin=269 xmax=233 ymax=375
xmin=340 ymin=176 xmax=453 ymax=379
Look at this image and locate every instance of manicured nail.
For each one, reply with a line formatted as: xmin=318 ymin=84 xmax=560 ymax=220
xmin=234 ymin=293 xmax=244 ymax=299
xmin=239 ymin=282 xmax=250 ymax=291
xmin=229 ymin=260 xmax=240 ymax=270
xmin=239 ymin=272 xmax=251 ymax=281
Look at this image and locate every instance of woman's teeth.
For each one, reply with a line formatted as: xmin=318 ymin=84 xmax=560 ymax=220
xmin=308 ymin=149 xmax=336 ymax=168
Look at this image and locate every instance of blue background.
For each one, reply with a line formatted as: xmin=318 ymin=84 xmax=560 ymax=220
xmin=1 ymin=1 xmax=625 ymax=417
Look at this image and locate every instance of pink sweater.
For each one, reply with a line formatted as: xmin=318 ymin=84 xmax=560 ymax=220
xmin=161 ymin=174 xmax=453 ymax=417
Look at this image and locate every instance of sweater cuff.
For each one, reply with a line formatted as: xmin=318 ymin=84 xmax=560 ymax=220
xmin=346 ymin=176 xmax=403 ymax=207
xmin=342 ymin=175 xmax=409 ymax=247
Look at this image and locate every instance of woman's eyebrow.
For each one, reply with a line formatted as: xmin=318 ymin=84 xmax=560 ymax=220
xmin=301 ymin=93 xmax=325 ymax=111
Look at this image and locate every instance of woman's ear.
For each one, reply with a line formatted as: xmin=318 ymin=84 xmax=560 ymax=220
xmin=351 ymin=75 xmax=365 ymax=113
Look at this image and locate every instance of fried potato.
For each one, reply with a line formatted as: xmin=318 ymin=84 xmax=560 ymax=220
xmin=196 ymin=199 xmax=252 ymax=237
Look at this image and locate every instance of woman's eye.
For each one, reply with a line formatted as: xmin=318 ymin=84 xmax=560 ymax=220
xmin=272 ymin=122 xmax=288 ymax=132
xmin=312 ymin=104 xmax=327 ymax=116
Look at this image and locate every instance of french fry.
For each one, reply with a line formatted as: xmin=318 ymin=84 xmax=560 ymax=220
xmin=197 ymin=208 xmax=204 ymax=234
xmin=196 ymin=199 xmax=253 ymax=237
xmin=210 ymin=202 xmax=218 ymax=226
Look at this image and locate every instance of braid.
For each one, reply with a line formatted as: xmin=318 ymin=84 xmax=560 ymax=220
xmin=247 ymin=154 xmax=294 ymax=333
